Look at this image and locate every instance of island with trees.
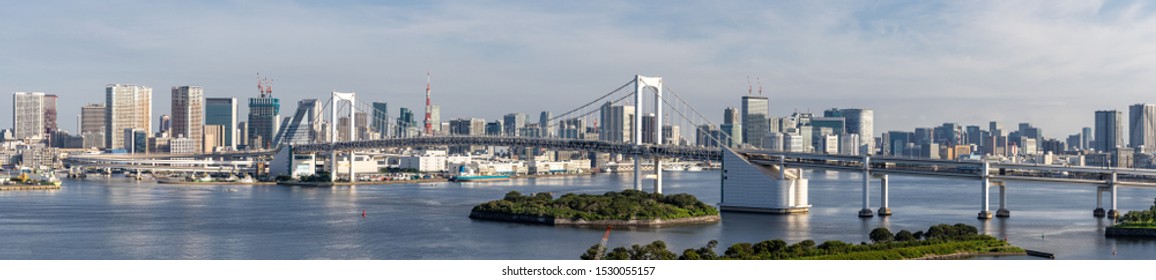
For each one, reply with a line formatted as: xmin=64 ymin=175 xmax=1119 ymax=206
xmin=580 ymin=223 xmax=1024 ymax=260
xmin=1106 ymin=198 xmax=1156 ymax=238
xmin=470 ymin=190 xmax=720 ymax=226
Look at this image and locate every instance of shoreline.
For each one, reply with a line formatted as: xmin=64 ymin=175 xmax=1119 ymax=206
xmin=911 ymin=251 xmax=1030 ymax=260
xmin=157 ymin=180 xmax=278 ymax=186
xmin=469 ymin=211 xmax=721 ymax=227
xmin=1105 ymin=226 xmax=1156 ymax=238
xmin=278 ymin=178 xmax=449 ymax=187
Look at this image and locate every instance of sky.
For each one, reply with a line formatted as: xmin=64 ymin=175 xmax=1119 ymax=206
xmin=3 ymin=0 xmax=1156 ymax=139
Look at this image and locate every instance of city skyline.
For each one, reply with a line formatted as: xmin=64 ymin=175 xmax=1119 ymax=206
xmin=4 ymin=1 xmax=1156 ymax=138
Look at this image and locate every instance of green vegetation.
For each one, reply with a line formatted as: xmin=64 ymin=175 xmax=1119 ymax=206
xmin=472 ymin=190 xmax=719 ymax=221
xmin=580 ymin=223 xmax=1023 ymax=260
xmin=1113 ymin=199 xmax=1156 ymax=229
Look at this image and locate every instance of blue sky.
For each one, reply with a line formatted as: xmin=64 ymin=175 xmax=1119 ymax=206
xmin=3 ymin=0 xmax=1156 ymax=138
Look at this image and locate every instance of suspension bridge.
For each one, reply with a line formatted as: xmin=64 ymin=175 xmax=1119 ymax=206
xmin=64 ymin=75 xmax=1156 ymax=220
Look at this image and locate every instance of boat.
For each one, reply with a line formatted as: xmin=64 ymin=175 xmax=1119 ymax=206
xmin=663 ymin=165 xmax=686 ymax=172
xmin=451 ymin=165 xmax=509 ymax=182
xmin=1 ymin=169 xmax=62 ymax=187
xmin=451 ymin=175 xmax=510 ymax=182
xmin=238 ymin=174 xmax=256 ymax=184
xmin=686 ymin=166 xmax=704 ymax=172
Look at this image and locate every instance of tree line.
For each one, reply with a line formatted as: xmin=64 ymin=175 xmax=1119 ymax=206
xmin=472 ymin=190 xmax=719 ymax=221
xmin=581 ymin=223 xmax=1021 ymax=260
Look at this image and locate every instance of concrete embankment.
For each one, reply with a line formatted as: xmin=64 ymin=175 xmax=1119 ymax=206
xmin=157 ymin=180 xmax=278 ymax=186
xmin=1105 ymin=227 xmax=1156 ymax=238
xmin=278 ymin=178 xmax=448 ymax=187
xmin=0 ymin=185 xmax=62 ymax=191
xmin=468 ymin=211 xmax=721 ymax=227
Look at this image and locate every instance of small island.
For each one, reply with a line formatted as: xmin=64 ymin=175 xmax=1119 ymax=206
xmin=581 ymin=223 xmax=1024 ymax=260
xmin=470 ymin=190 xmax=720 ymax=226
xmin=1106 ymin=198 xmax=1156 ymax=238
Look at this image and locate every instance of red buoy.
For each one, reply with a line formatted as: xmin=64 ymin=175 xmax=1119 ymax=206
xmin=362 ymin=210 xmax=367 ymax=217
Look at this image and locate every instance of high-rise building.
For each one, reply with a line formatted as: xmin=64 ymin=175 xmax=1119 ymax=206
xmin=106 ymin=84 xmax=152 ymax=150
xmin=159 ymin=115 xmax=171 ymax=134
xmin=1082 ymin=127 xmax=1093 ymax=151
xmin=247 ymin=95 xmax=280 ymax=149
xmin=172 ymin=86 xmax=204 ymax=153
xmin=396 ymin=107 xmax=415 ymax=137
xmin=722 ymin=107 xmax=742 ymax=145
xmin=1129 ymin=103 xmax=1156 ymax=152
xmin=80 ymin=103 xmax=106 ymax=148
xmin=43 ymin=94 xmax=57 ymax=135
xmin=13 ymin=92 xmax=46 ymax=141
xmin=237 ymin=121 xmax=249 ymax=148
xmin=429 ymin=105 xmax=440 ymax=133
xmin=503 ymin=113 xmax=526 ymax=137
xmin=450 ymin=118 xmax=486 ymax=136
xmin=828 ymin=108 xmax=874 ymax=154
xmin=1095 ymin=110 xmax=1124 ymax=152
xmin=203 ymin=124 xmax=224 ymax=152
xmin=484 ymin=120 xmax=503 ymax=136
xmin=371 ymin=102 xmax=389 ymax=138
xmin=599 ymin=102 xmax=634 ymax=143
xmin=540 ymin=111 xmax=553 ymax=138
xmin=741 ymin=96 xmax=770 ymax=148
xmin=205 ymin=97 xmax=237 ymax=149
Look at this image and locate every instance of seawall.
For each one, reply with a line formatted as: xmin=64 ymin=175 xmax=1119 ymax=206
xmin=468 ymin=211 xmax=721 ymax=227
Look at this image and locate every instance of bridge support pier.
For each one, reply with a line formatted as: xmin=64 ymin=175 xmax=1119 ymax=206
xmin=654 ymin=157 xmax=663 ymax=194
xmin=978 ymin=161 xmax=993 ymax=220
xmin=859 ymin=156 xmax=874 ymax=218
xmin=349 ymin=151 xmax=356 ymax=183
xmin=1108 ymin=172 xmax=1119 ymax=219
xmin=877 ymin=174 xmax=891 ymax=216
xmin=633 ymin=155 xmax=642 ymax=191
xmin=1094 ymin=186 xmax=1107 ymax=218
xmin=996 ymin=182 xmax=1010 ymax=218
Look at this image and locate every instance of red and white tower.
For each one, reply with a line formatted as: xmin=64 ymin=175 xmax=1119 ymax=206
xmin=423 ymin=71 xmax=433 ymax=136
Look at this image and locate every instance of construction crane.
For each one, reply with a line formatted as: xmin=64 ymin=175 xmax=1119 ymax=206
xmin=257 ymin=72 xmax=273 ymax=97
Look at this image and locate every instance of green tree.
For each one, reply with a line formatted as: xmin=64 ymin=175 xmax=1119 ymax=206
xmin=724 ymin=243 xmax=754 ymax=259
xmin=869 ymin=227 xmax=894 ymax=243
xmin=894 ymin=230 xmax=916 ymax=242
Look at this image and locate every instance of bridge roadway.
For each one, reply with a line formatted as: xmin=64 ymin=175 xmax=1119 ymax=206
xmin=740 ymin=150 xmax=1153 ymax=219
xmin=289 ymin=135 xmax=722 ymax=161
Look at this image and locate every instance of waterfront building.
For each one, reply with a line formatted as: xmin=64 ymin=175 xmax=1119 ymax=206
xmin=80 ymin=103 xmax=106 ymax=149
xmin=205 ymin=97 xmax=238 ymax=149
xmin=13 ymin=92 xmax=46 ymax=141
xmin=172 ymin=86 xmax=204 ymax=153
xmin=742 ymin=96 xmax=770 ymax=148
xmin=1095 ymin=110 xmax=1124 ymax=152
xmin=106 ymin=84 xmax=152 ymax=150
xmin=825 ymin=108 xmax=873 ymax=154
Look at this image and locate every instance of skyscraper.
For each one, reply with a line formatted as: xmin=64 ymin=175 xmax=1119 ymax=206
xmin=599 ymin=102 xmax=634 ymax=143
xmin=372 ymin=102 xmax=389 ymax=138
xmin=397 ymin=107 xmax=415 ymax=138
xmin=43 ymin=94 xmax=57 ymax=135
xmin=540 ymin=111 xmax=553 ymax=138
xmin=829 ymin=108 xmax=874 ymax=154
xmin=247 ymin=95 xmax=280 ymax=149
xmin=13 ymin=92 xmax=45 ymax=141
xmin=503 ymin=113 xmax=526 ymax=137
xmin=1082 ymin=127 xmax=1093 ymax=151
xmin=81 ymin=103 xmax=106 ymax=148
xmin=741 ymin=96 xmax=769 ymax=148
xmin=106 ymin=84 xmax=152 ymax=150
xmin=1129 ymin=103 xmax=1156 ymax=152
xmin=429 ymin=105 xmax=441 ymax=133
xmin=1095 ymin=110 xmax=1124 ymax=152
xmin=159 ymin=115 xmax=171 ymax=134
xmin=722 ymin=107 xmax=742 ymax=145
xmin=172 ymin=86 xmax=204 ymax=153
xmin=205 ymin=97 xmax=238 ymax=149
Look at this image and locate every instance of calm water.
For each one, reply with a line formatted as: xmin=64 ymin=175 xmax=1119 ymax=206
xmin=1 ymin=170 xmax=1154 ymax=260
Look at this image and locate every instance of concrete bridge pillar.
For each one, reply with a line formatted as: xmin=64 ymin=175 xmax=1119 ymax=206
xmin=1108 ymin=172 xmax=1119 ymax=219
xmin=654 ymin=157 xmax=663 ymax=194
xmin=1094 ymin=186 xmax=1106 ymax=218
xmin=633 ymin=154 xmax=641 ymax=191
xmin=996 ymin=182 xmax=1010 ymax=218
xmin=859 ymin=156 xmax=874 ymax=218
xmin=877 ymin=174 xmax=891 ymax=216
xmin=349 ymin=151 xmax=356 ymax=183
xmin=978 ymin=161 xmax=993 ymax=220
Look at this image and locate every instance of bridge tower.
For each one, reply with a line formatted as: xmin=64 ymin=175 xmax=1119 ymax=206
xmin=331 ymin=91 xmax=357 ymax=183
xmin=634 ymin=75 xmax=665 ymax=193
